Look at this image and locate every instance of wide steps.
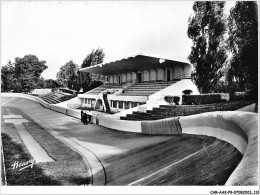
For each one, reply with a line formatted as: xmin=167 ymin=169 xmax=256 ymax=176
xmin=125 ymin=113 xmax=161 ymax=121
xmin=39 ymin=92 xmax=74 ymax=104
xmin=125 ymin=89 xmax=161 ymax=92
xmin=132 ymin=111 xmax=153 ymax=116
xmin=120 ymin=81 xmax=177 ymax=97
xmin=121 ymin=93 xmax=155 ymax=96
xmin=85 ymin=84 xmax=123 ymax=95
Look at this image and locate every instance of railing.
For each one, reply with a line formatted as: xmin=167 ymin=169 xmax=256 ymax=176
xmin=173 ymin=74 xmax=191 ymax=80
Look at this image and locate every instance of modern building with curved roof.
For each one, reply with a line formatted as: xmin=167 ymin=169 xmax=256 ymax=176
xmin=79 ymin=54 xmax=199 ymax=113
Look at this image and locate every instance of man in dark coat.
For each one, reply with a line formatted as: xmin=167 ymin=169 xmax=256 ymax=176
xmin=81 ymin=111 xmax=84 ymax=123
xmin=82 ymin=112 xmax=88 ymax=125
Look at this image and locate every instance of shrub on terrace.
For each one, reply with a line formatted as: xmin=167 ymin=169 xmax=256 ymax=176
xmin=230 ymin=91 xmax=255 ymax=101
xmin=182 ymin=93 xmax=230 ymax=105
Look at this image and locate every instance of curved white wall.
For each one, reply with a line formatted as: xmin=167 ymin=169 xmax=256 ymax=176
xmin=173 ymin=65 xmax=182 ymax=79
xmin=1 ymin=93 xmax=50 ymax=109
xmin=183 ymin=64 xmax=192 ymax=76
xmin=147 ymin=79 xmax=200 ymax=106
xmin=157 ymin=68 xmax=164 ymax=81
xmin=127 ymin=72 xmax=132 ymax=82
xmin=132 ymin=72 xmax=136 ymax=82
xmin=109 ymin=75 xmax=114 ymax=84
xmin=149 ymin=69 xmax=156 ymax=81
xmin=122 ymin=73 xmax=127 ymax=83
xmin=143 ymin=70 xmax=149 ymax=82
xmin=179 ymin=111 xmax=258 ymax=186
xmin=113 ymin=75 xmax=117 ymax=84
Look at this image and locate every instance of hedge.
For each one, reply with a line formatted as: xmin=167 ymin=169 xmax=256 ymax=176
xmin=230 ymin=91 xmax=254 ymax=101
xmin=182 ymin=93 xmax=230 ymax=105
xmin=159 ymin=100 xmax=254 ymax=117
xmin=164 ymin=96 xmax=180 ymax=105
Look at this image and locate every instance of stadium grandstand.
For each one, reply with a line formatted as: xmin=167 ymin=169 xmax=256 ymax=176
xmin=78 ymin=54 xmax=199 ymax=113
xmin=34 ymin=88 xmax=77 ymax=104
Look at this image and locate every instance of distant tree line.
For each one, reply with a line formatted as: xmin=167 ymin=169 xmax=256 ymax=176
xmin=188 ymin=1 xmax=258 ymax=102
xmin=1 ymin=48 xmax=105 ymax=93
xmin=1 ymin=55 xmax=48 ymax=93
xmin=56 ymin=48 xmax=105 ymax=93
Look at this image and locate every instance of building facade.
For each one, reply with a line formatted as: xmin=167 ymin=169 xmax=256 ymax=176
xmin=78 ymin=54 xmax=199 ymax=113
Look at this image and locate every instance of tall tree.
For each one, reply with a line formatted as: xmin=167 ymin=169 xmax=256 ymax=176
xmin=80 ymin=48 xmax=105 ymax=92
xmin=56 ymin=60 xmax=79 ymax=91
xmin=1 ymin=60 xmax=15 ymax=92
xmin=82 ymin=48 xmax=105 ymax=68
xmin=7 ymin=55 xmax=48 ymax=93
xmin=36 ymin=77 xmax=46 ymax=89
xmin=227 ymin=1 xmax=258 ymax=100
xmin=187 ymin=1 xmax=227 ymax=93
xmin=45 ymin=79 xmax=60 ymax=89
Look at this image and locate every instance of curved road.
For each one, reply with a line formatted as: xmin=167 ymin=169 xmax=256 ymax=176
xmin=1 ymin=97 xmax=242 ymax=185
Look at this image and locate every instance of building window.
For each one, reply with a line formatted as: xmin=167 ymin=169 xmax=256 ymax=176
xmin=85 ymin=98 xmax=88 ymax=104
xmin=125 ymin=102 xmax=130 ymax=109
xmin=182 ymin=90 xmax=193 ymax=95
xmin=132 ymin=102 xmax=137 ymax=108
xmin=113 ymin=101 xmax=117 ymax=108
xmin=166 ymin=68 xmax=171 ymax=81
xmin=118 ymin=101 xmax=123 ymax=109
xmin=88 ymin=99 xmax=91 ymax=104
xmin=118 ymin=75 xmax=121 ymax=84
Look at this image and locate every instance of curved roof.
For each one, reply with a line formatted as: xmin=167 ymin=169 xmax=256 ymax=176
xmin=79 ymin=54 xmax=191 ymax=75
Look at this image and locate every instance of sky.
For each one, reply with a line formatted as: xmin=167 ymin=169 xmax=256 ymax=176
xmin=1 ymin=1 xmax=235 ymax=80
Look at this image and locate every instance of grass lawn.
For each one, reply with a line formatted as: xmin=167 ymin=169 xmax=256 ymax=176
xmin=1 ymin=106 xmax=91 ymax=186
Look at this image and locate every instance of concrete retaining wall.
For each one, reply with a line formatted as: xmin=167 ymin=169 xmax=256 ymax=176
xmin=141 ymin=117 xmax=181 ymax=135
xmin=1 ymin=93 xmax=50 ymax=109
xmin=180 ymin=112 xmax=248 ymax=154
xmin=179 ymin=111 xmax=258 ymax=186
xmin=50 ymin=104 xmax=67 ymax=115
xmin=98 ymin=115 xmax=142 ymax=133
xmin=67 ymin=108 xmax=81 ymax=119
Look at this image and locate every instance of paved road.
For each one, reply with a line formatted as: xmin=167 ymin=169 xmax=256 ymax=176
xmin=1 ymin=97 xmax=242 ymax=185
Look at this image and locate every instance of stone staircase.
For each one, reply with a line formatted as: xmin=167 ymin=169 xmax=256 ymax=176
xmin=119 ymin=81 xmax=176 ymax=96
xmin=85 ymin=84 xmax=123 ymax=95
xmin=39 ymin=92 xmax=74 ymax=104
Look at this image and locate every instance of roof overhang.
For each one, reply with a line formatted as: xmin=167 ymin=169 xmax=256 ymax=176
xmin=79 ymin=54 xmax=191 ymax=75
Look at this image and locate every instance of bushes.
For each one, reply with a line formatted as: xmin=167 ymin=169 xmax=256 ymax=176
xmin=182 ymin=93 xmax=230 ymax=105
xmin=164 ymin=96 xmax=180 ymax=105
xmin=230 ymin=91 xmax=254 ymax=101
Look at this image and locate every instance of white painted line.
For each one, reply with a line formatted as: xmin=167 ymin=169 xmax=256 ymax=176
xmin=127 ymin=147 xmax=205 ymax=186
xmin=3 ymin=115 xmax=23 ymax=119
xmin=1 ymin=98 xmax=14 ymax=106
xmin=4 ymin=119 xmax=28 ymax=124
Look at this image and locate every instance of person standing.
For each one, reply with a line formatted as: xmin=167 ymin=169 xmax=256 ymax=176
xmin=81 ymin=111 xmax=84 ymax=123
xmin=83 ymin=112 xmax=88 ymax=125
